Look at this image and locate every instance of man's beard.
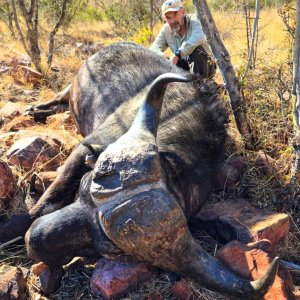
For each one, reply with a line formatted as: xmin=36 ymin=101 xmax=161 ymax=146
xmin=171 ymin=24 xmax=181 ymax=33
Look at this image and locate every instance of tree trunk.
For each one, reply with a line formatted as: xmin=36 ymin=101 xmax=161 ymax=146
xmin=48 ymin=0 xmax=68 ymax=67
xmin=193 ymin=0 xmax=254 ymax=149
xmin=12 ymin=0 xmax=41 ymax=71
xmin=291 ymin=0 xmax=300 ymax=182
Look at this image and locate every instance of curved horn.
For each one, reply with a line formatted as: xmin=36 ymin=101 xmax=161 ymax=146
xmin=177 ymin=239 xmax=279 ymax=299
xmin=129 ymin=73 xmax=189 ymax=138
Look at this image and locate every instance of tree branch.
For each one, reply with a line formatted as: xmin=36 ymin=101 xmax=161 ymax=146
xmin=242 ymin=0 xmax=260 ymax=80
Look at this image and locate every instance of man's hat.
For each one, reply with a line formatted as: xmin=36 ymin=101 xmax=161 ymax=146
xmin=161 ymin=0 xmax=183 ymax=15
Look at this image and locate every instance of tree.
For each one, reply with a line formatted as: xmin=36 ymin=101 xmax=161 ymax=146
xmin=10 ymin=0 xmax=41 ymax=70
xmin=9 ymin=0 xmax=84 ymax=71
xmin=193 ymin=0 xmax=254 ymax=148
xmin=291 ymin=0 xmax=300 ymax=183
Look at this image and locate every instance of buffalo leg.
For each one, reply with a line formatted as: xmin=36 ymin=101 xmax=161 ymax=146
xmin=0 ymin=143 xmax=90 ymax=244
xmin=25 ymin=201 xmax=99 ymax=266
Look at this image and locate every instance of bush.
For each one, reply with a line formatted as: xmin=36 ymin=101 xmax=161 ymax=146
xmin=100 ymin=0 xmax=151 ymax=37
xmin=75 ymin=6 xmax=104 ymax=22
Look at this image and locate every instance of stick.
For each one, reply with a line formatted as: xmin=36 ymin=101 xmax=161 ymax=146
xmin=0 ymin=236 xmax=23 ymax=250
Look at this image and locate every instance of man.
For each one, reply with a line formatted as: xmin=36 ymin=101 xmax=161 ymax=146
xmin=150 ymin=0 xmax=216 ymax=78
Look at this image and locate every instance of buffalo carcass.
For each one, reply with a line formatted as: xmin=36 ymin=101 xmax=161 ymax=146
xmin=0 ymin=42 xmax=278 ymax=299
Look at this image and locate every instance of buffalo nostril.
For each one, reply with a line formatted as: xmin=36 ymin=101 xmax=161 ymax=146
xmin=93 ymin=171 xmax=121 ymax=191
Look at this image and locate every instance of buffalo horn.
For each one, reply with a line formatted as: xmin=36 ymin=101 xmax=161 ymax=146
xmin=129 ymin=73 xmax=189 ymax=138
xmin=177 ymin=239 xmax=279 ymax=299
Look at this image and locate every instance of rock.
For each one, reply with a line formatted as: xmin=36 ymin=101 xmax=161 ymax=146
xmin=0 ymin=159 xmax=15 ymax=206
xmin=0 ymin=265 xmax=26 ymax=300
xmin=217 ymin=240 xmax=296 ymax=300
xmin=90 ymin=256 xmax=157 ymax=299
xmin=11 ymin=65 xmax=43 ymax=85
xmin=6 ymin=116 xmax=35 ymax=132
xmin=7 ymin=135 xmax=62 ymax=172
xmin=0 ymin=102 xmax=23 ymax=120
xmin=31 ymin=262 xmax=48 ymax=277
xmin=192 ymin=198 xmax=290 ymax=244
xmin=215 ymin=155 xmax=247 ymax=190
xmin=172 ymin=279 xmax=195 ymax=300
xmin=255 ymin=150 xmax=277 ymax=175
xmin=10 ymin=55 xmax=31 ymax=67
xmin=34 ymin=171 xmax=57 ymax=193
xmin=33 ymin=265 xmax=64 ymax=295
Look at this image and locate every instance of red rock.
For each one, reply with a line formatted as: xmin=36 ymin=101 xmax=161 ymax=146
xmin=193 ymin=198 xmax=289 ymax=244
xmin=7 ymin=135 xmax=62 ymax=172
xmin=34 ymin=171 xmax=57 ymax=193
xmin=90 ymin=256 xmax=157 ymax=299
xmin=7 ymin=116 xmax=35 ymax=132
xmin=10 ymin=55 xmax=31 ymax=67
xmin=31 ymin=262 xmax=48 ymax=277
xmin=172 ymin=279 xmax=195 ymax=300
xmin=0 ymin=102 xmax=23 ymax=120
xmin=0 ymin=265 xmax=26 ymax=300
xmin=0 ymin=159 xmax=15 ymax=204
xmin=11 ymin=65 xmax=43 ymax=85
xmin=215 ymin=155 xmax=247 ymax=190
xmin=217 ymin=240 xmax=295 ymax=300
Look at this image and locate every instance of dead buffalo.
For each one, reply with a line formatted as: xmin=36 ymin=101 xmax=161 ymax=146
xmin=0 ymin=42 xmax=278 ymax=299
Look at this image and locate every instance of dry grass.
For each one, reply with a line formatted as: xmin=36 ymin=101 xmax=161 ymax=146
xmin=0 ymin=5 xmax=299 ymax=299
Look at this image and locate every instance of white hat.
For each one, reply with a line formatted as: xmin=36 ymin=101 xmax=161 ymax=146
xmin=161 ymin=0 xmax=183 ymax=15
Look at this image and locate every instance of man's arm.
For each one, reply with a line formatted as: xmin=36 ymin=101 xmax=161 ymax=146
xmin=150 ymin=25 xmax=169 ymax=55
xmin=179 ymin=15 xmax=207 ymax=57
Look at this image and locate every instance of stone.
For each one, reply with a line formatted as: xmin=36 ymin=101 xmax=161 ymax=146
xmin=11 ymin=65 xmax=43 ymax=85
xmin=34 ymin=265 xmax=64 ymax=295
xmin=10 ymin=55 xmax=31 ymax=68
xmin=34 ymin=171 xmax=58 ymax=193
xmin=217 ymin=240 xmax=296 ymax=300
xmin=215 ymin=155 xmax=247 ymax=190
xmin=0 ymin=102 xmax=23 ymax=120
xmin=255 ymin=150 xmax=277 ymax=175
xmin=7 ymin=116 xmax=35 ymax=132
xmin=31 ymin=262 xmax=48 ymax=277
xmin=192 ymin=198 xmax=289 ymax=244
xmin=0 ymin=265 xmax=26 ymax=300
xmin=172 ymin=279 xmax=195 ymax=300
xmin=90 ymin=256 xmax=157 ymax=299
xmin=0 ymin=159 xmax=15 ymax=200
xmin=7 ymin=135 xmax=62 ymax=172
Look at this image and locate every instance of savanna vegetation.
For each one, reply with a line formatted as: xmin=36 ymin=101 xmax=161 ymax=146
xmin=0 ymin=0 xmax=299 ymax=299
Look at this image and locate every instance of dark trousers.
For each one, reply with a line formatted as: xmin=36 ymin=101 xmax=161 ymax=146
xmin=176 ymin=45 xmax=217 ymax=79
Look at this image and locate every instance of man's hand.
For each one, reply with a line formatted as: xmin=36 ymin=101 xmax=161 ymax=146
xmin=170 ymin=54 xmax=180 ymax=65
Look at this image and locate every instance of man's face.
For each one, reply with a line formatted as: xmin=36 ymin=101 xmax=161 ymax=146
xmin=163 ymin=8 xmax=186 ymax=33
